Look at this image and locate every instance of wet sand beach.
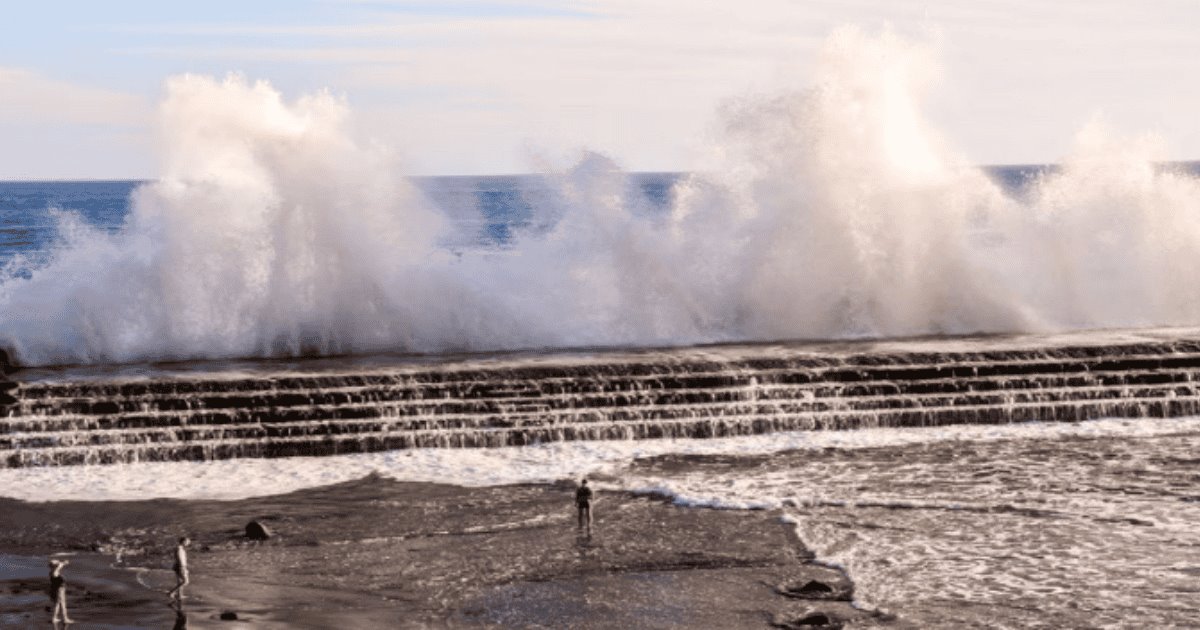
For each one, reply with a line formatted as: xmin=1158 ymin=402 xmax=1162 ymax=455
xmin=0 ymin=475 xmax=887 ymax=629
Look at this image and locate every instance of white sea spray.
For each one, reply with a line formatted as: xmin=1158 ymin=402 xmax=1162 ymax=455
xmin=3 ymin=27 xmax=1200 ymax=365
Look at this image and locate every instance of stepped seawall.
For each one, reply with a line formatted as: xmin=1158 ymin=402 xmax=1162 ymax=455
xmin=3 ymin=332 xmax=1200 ymax=467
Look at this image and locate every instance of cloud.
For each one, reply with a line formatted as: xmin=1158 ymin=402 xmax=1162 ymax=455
xmin=0 ymin=67 xmax=150 ymax=127
xmin=0 ymin=68 xmax=152 ymax=179
xmin=102 ymin=1 xmax=834 ymax=173
xmin=10 ymin=0 xmax=1200 ymax=176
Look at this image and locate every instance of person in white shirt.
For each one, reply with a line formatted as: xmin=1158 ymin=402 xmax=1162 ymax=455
xmin=167 ymin=537 xmax=191 ymax=601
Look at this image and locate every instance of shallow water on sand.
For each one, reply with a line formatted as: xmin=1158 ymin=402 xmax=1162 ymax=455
xmin=4 ymin=418 xmax=1200 ymax=627
xmin=624 ymin=428 xmax=1200 ymax=628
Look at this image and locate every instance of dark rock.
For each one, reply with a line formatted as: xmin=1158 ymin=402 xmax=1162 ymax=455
xmin=0 ymin=380 xmax=17 ymax=392
xmin=219 ymin=611 xmax=239 ymax=620
xmin=0 ymin=349 xmax=10 ymax=374
xmin=777 ymin=579 xmax=850 ymax=601
xmin=794 ymin=612 xmax=837 ymax=627
xmin=0 ymin=391 xmax=16 ymax=405
xmin=796 ymin=580 xmax=833 ymax=595
xmin=245 ymin=520 xmax=271 ymax=541
xmin=771 ymin=611 xmax=842 ymax=629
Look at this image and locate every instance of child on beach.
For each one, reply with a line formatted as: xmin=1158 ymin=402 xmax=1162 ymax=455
xmin=48 ymin=558 xmax=72 ymax=624
xmin=167 ymin=536 xmax=191 ymax=601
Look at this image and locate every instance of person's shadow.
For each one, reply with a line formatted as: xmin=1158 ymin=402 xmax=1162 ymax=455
xmin=574 ymin=531 xmax=601 ymax=560
xmin=171 ymin=601 xmax=188 ymax=629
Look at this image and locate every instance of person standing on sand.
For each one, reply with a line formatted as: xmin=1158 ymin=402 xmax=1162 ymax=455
xmin=575 ymin=479 xmax=594 ymax=536
xmin=167 ymin=537 xmax=191 ymax=600
xmin=48 ymin=558 xmax=73 ymax=624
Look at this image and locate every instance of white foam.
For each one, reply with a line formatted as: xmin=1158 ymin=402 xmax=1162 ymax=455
xmin=4 ymin=416 xmax=1199 ymax=503
xmin=4 ymin=28 xmax=1200 ymax=366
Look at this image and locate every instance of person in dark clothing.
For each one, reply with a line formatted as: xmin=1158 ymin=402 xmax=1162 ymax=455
xmin=575 ymin=479 xmax=594 ymax=536
xmin=48 ymin=558 xmax=72 ymax=624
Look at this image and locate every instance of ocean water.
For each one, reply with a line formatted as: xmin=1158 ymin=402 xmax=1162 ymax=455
xmin=0 ymin=180 xmax=137 ymax=273
xmin=3 ymin=417 xmax=1198 ymax=628
xmin=5 ymin=149 xmax=1200 ymax=630
xmin=3 ymin=167 xmax=1200 ymax=629
xmin=5 ymin=26 xmax=1200 ymax=370
xmin=6 ymin=180 xmax=1200 ymax=628
xmin=0 ymin=174 xmax=682 ymax=272
xmin=0 ymin=164 xmax=1046 ymax=272
xmin=7 ymin=32 xmax=1200 ymax=367
xmin=0 ymin=164 xmax=1051 ymax=287
xmin=4 ymin=25 xmax=1200 ymax=629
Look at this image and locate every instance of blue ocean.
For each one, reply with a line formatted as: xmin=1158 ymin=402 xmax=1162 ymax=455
xmin=2 ymin=167 xmax=1064 ymax=276
xmin=5 ymin=15 xmax=1200 ymax=628
xmin=5 ymin=169 xmax=1200 ymax=628
xmin=5 ymin=160 xmax=1200 ymax=369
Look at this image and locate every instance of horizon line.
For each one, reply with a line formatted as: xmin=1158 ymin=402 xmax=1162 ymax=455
xmin=3 ymin=160 xmax=1200 ymax=184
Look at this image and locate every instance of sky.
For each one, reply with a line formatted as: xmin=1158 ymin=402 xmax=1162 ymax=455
xmin=0 ymin=0 xmax=1198 ymax=179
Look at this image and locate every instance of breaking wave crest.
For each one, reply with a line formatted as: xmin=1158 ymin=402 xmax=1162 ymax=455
xmin=3 ymin=26 xmax=1200 ymax=367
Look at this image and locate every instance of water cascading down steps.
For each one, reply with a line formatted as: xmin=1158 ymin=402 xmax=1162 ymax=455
xmin=3 ymin=336 xmax=1200 ymax=467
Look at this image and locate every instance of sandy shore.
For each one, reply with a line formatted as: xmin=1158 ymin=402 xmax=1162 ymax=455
xmin=0 ymin=475 xmax=894 ymax=629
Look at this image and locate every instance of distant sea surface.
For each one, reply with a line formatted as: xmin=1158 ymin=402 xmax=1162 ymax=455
xmin=0 ymin=173 xmax=684 ymax=272
xmin=1 ymin=166 xmax=1067 ymax=272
